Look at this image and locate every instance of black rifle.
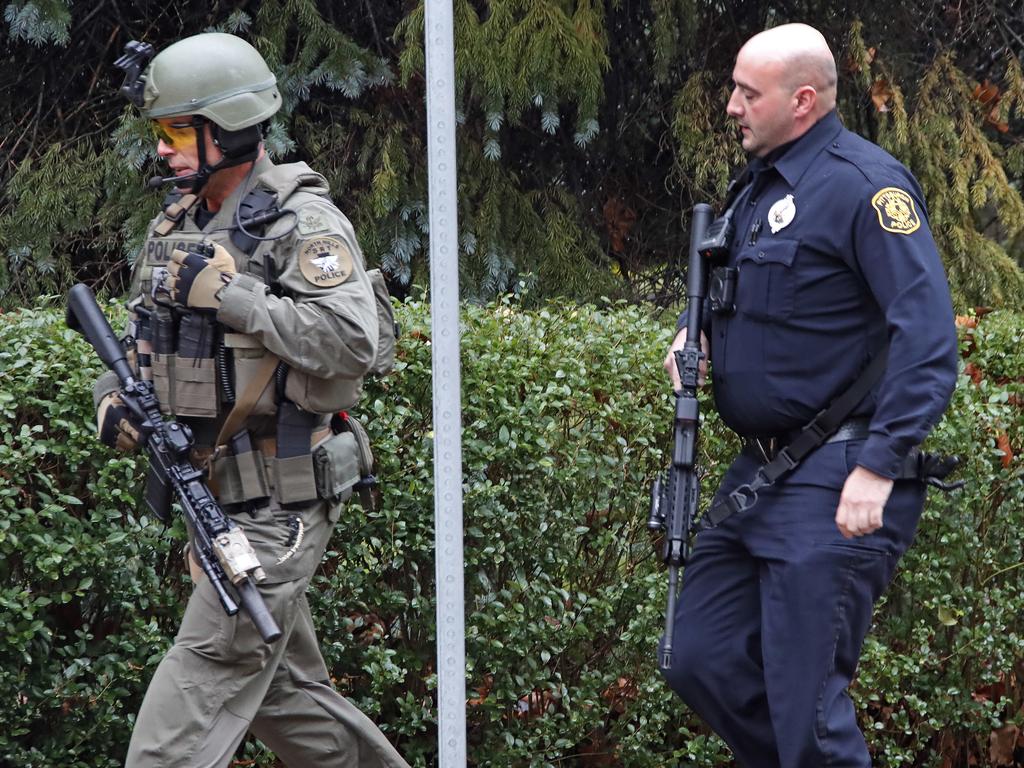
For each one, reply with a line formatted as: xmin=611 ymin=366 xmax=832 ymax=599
xmin=648 ymin=204 xmax=714 ymax=671
xmin=66 ymin=283 xmax=282 ymax=644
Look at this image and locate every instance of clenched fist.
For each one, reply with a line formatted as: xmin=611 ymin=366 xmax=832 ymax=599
xmin=167 ymin=242 xmax=236 ymax=311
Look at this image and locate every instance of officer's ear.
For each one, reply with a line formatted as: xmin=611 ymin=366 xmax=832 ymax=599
xmin=792 ymin=85 xmax=817 ymax=119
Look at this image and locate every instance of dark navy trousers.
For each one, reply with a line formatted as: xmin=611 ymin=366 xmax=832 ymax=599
xmin=661 ymin=440 xmax=924 ymax=767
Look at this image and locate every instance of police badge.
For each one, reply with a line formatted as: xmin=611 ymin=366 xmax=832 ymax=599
xmin=768 ymin=194 xmax=796 ymax=234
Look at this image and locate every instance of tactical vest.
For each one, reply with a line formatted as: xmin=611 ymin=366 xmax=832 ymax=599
xmin=131 ymin=163 xmax=384 ymax=429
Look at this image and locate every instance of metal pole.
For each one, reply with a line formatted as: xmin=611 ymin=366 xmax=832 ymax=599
xmin=424 ymin=1 xmax=467 ymax=766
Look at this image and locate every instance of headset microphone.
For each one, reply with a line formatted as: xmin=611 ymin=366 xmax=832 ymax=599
xmin=147 ymin=173 xmax=197 ymax=189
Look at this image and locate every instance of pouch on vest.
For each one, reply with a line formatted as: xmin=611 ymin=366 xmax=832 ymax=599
xmin=271 ymin=401 xmax=320 ymax=506
xmin=211 ymin=449 xmax=273 ymax=505
xmin=330 ymin=411 xmax=377 ymax=509
xmin=367 ymin=268 xmax=398 ymax=376
xmin=172 ymin=312 xmax=218 ymax=418
xmin=225 ymin=333 xmax=279 ymax=416
xmin=312 ymin=430 xmax=361 ymax=506
xmin=150 ymin=307 xmax=177 ymax=414
xmin=210 ymin=430 xmax=272 ymax=507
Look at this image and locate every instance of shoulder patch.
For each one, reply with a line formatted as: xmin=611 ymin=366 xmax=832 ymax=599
xmin=298 ymin=237 xmax=354 ymax=287
xmin=871 ymin=187 xmax=920 ymax=235
xmin=296 ymin=211 xmax=330 ymax=235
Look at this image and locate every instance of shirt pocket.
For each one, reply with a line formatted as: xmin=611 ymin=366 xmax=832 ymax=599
xmin=735 ymin=238 xmax=798 ymax=322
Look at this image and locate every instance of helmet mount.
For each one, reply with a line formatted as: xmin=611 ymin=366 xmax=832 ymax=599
xmin=114 ymin=41 xmax=154 ymax=108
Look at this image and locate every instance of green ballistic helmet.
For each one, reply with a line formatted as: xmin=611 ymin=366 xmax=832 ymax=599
xmin=140 ymin=32 xmax=280 ymax=131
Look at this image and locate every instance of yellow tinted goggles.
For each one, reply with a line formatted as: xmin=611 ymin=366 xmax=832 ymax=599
xmin=151 ymin=118 xmax=200 ymax=150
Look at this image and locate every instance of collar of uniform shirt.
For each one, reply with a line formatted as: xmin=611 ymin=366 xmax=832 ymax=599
xmin=761 ymin=109 xmax=844 ymax=189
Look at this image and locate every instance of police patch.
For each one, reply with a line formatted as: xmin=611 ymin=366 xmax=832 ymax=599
xmin=871 ymin=187 xmax=920 ymax=235
xmin=298 ymin=237 xmax=353 ymax=287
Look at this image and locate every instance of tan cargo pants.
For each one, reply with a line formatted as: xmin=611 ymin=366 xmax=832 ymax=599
xmin=125 ymin=497 xmax=409 ymax=768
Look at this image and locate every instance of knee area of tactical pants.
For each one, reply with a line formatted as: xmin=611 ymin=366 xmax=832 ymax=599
xmin=176 ymin=578 xmax=278 ymax=672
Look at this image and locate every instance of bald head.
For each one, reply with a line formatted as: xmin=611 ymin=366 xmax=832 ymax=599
xmin=739 ymin=24 xmax=838 ymax=113
xmin=727 ymin=23 xmax=838 ymax=156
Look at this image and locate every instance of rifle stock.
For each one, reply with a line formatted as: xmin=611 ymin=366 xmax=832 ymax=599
xmin=67 ymin=284 xmax=282 ymax=644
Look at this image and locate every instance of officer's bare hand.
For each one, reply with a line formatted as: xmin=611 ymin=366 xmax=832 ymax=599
xmin=835 ymin=466 xmax=894 ymax=538
xmin=663 ymin=328 xmax=709 ymax=392
xmin=168 ymin=242 xmax=236 ymax=311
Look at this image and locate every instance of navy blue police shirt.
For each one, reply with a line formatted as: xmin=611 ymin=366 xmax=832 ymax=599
xmin=688 ymin=110 xmax=958 ymax=479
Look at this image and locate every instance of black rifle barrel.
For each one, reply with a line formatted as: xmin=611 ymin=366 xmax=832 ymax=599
xmin=685 ymin=205 xmax=713 ymax=342
xmin=235 ymin=577 xmax=283 ymax=642
xmin=67 ymin=283 xmax=136 ymax=385
xmin=659 ymin=203 xmax=713 ymax=670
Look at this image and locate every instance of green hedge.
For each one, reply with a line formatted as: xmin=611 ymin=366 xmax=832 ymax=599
xmin=0 ymin=299 xmax=1020 ymax=767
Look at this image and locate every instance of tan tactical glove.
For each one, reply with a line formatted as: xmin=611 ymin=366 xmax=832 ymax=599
xmin=167 ymin=242 xmax=236 ymax=311
xmin=96 ymin=393 xmax=142 ymax=451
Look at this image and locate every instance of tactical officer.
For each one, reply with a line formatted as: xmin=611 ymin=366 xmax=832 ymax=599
xmin=660 ymin=24 xmax=958 ymax=766
xmin=94 ymin=33 xmax=409 ymax=768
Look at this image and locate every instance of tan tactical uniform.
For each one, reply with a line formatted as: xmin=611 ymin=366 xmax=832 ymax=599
xmin=96 ymin=156 xmax=409 ymax=768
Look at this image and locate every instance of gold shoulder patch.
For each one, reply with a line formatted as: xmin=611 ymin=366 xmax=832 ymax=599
xmin=298 ymin=237 xmax=354 ymax=287
xmin=871 ymin=187 xmax=920 ymax=235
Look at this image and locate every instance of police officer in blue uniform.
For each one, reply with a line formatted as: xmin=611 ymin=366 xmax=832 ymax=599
xmin=660 ymin=23 xmax=958 ymax=767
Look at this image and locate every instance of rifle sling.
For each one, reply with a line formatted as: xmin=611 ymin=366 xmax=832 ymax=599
xmin=700 ymin=344 xmax=890 ymax=529
xmin=213 ymin=352 xmax=280 ymax=452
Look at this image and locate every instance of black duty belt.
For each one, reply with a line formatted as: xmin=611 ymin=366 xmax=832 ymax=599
xmin=697 ymin=346 xmax=963 ymax=531
xmin=743 ymin=417 xmax=871 ymax=464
